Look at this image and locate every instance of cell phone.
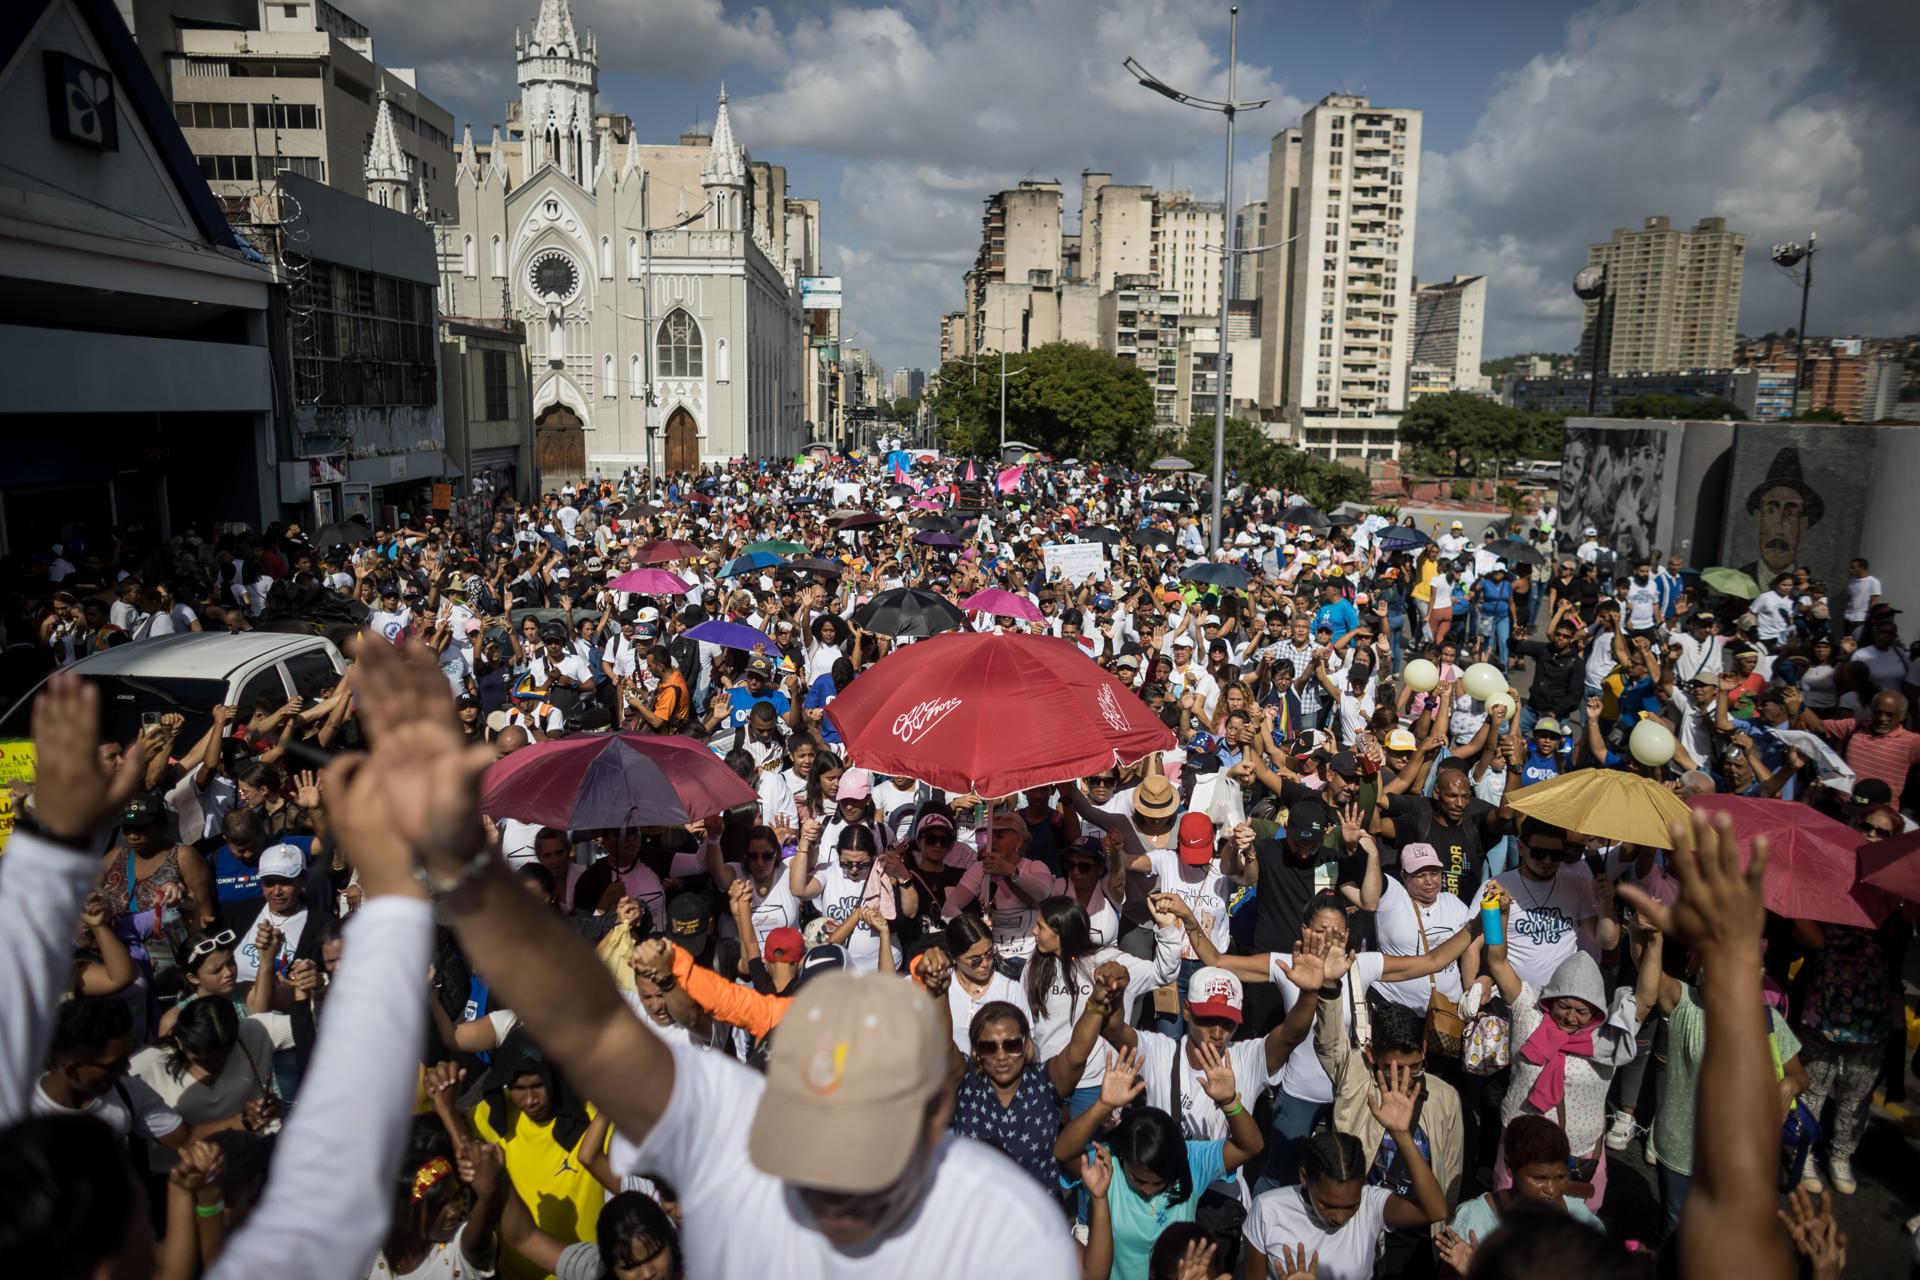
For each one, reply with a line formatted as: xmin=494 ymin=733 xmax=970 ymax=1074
xmin=140 ymin=711 xmax=164 ymax=729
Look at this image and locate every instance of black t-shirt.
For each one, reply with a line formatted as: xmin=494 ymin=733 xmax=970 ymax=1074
xmin=1249 ymin=838 xmax=1364 ymax=954
xmin=1382 ymin=793 xmax=1500 ymax=904
xmin=1567 ymin=577 xmax=1601 ymax=625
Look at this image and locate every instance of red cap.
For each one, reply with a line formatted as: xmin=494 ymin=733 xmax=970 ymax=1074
xmin=1177 ymin=812 xmax=1216 ymax=865
xmin=764 ymin=927 xmax=805 ymax=964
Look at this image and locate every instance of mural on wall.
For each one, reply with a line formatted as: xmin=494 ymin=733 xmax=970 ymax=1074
xmin=1555 ymin=425 xmax=1672 ymax=561
xmin=1720 ymin=429 xmax=1876 ymax=593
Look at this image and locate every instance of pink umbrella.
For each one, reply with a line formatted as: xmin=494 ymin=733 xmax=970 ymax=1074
xmin=607 ymin=568 xmax=690 ymax=595
xmin=1686 ymin=794 xmax=1893 ymax=928
xmin=1859 ymin=828 xmax=1920 ymax=905
xmin=960 ymin=588 xmax=1042 ymax=622
xmin=480 ymin=733 xmax=756 ymax=828
xmin=910 ymin=499 xmax=943 ymax=511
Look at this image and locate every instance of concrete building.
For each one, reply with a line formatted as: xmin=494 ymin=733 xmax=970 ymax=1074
xmin=971 ymin=179 xmax=1062 ymax=350
xmin=1156 ymin=194 xmax=1223 ymax=318
xmin=1581 ymin=216 xmax=1745 ymax=375
xmin=1234 ymin=200 xmax=1268 ymax=300
xmin=1409 ymin=274 xmax=1489 ymax=400
xmin=940 ymin=310 xmax=969 ymax=364
xmin=1755 ymin=349 xmax=1902 ymax=422
xmin=439 ymin=317 xmax=534 ymax=516
xmin=1291 ymin=415 xmax=1401 ymax=465
xmin=1098 ymin=274 xmax=1180 ymax=424
xmin=889 ymin=367 xmax=925 ymax=402
xmin=127 ymin=0 xmax=458 ymax=221
xmin=438 ymin=0 xmax=807 ymax=473
xmin=1083 ymin=179 xmax=1155 ymax=294
xmin=1508 ymin=369 xmax=1757 ymax=418
xmin=2 ymin=0 xmax=278 ymax=551
xmin=1258 ymin=95 xmax=1423 ymax=418
xmin=1173 ymin=324 xmax=1261 ymax=428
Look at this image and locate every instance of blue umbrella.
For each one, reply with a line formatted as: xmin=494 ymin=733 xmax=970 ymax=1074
xmin=685 ymin=619 xmax=781 ymax=653
xmin=720 ymin=551 xmax=784 ymax=577
xmin=1181 ymin=562 xmax=1249 ymax=590
xmin=1378 ymin=526 xmax=1432 ymax=548
xmin=541 ymin=532 xmax=568 ymax=553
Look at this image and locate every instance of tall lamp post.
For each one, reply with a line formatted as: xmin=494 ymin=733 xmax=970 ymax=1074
xmin=1770 ymin=234 xmax=1817 ymax=415
xmin=1572 ymin=264 xmax=1609 ymax=416
xmin=1126 ymin=5 xmax=1268 ymax=555
xmin=956 ymin=319 xmax=1028 ymax=457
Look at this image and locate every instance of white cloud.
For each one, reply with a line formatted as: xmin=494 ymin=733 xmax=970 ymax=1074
xmin=1416 ymin=0 xmax=1920 ymax=357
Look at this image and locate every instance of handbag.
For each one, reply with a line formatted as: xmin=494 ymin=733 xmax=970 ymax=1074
xmin=1414 ymin=910 xmax=1465 ymax=1057
xmin=1459 ymin=985 xmax=1509 ymax=1076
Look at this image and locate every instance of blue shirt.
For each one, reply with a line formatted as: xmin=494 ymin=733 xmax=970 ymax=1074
xmin=804 ymin=673 xmax=843 ymax=745
xmin=1106 ymin=1140 xmax=1227 ymax=1280
xmin=211 ymin=835 xmax=315 ymax=907
xmin=725 ymin=686 xmax=789 ymax=728
xmin=951 ymin=1070 xmax=1061 ymax=1190
xmin=1476 ymin=578 xmax=1513 ymax=617
xmin=1520 ymin=744 xmax=1568 ymax=787
xmin=1312 ymin=598 xmax=1360 ymax=640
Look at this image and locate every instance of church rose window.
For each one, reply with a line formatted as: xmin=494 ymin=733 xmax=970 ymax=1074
xmin=528 ymin=249 xmax=580 ymax=304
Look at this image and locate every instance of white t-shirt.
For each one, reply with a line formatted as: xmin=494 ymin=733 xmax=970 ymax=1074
xmin=1269 ymin=952 xmax=1385 ymax=1105
xmin=1136 ymin=1030 xmax=1272 ymax=1200
xmin=1624 ymin=579 xmax=1661 ymax=630
xmin=1749 ymin=590 xmax=1794 ymax=641
xmin=1372 ymin=876 xmax=1472 ymax=1010
xmin=809 ymin=861 xmax=887 ymax=969
xmin=1845 ymin=574 xmax=1882 ymax=623
xmin=366 ymin=608 xmax=411 ymax=643
xmin=630 ymin=1039 xmax=1079 ymax=1279
xmin=945 ymin=970 xmax=1031 ymax=1054
xmin=1583 ymin=630 xmax=1617 ymax=688
xmin=1028 ymin=933 xmax=1181 ymax=1090
xmin=1489 ymin=866 xmax=1600 ymax=989
xmin=31 ymin=1075 xmax=184 ymax=1140
xmin=719 ymin=863 xmax=803 ymax=945
xmin=1244 ymin=1183 xmax=1393 ymax=1280
xmin=1146 ymin=850 xmax=1234 ymax=961
xmin=234 ymin=904 xmax=308 ymax=983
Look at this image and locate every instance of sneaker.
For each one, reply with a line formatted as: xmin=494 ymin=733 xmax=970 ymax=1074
xmin=1605 ymin=1111 xmax=1637 ymax=1151
xmin=1800 ymin=1164 xmax=1824 ymax=1192
xmin=1828 ymin=1156 xmax=1856 ymax=1195
xmin=1642 ymin=1129 xmax=1658 ymax=1166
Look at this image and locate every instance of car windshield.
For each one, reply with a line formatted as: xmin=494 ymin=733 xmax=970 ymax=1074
xmin=80 ymin=674 xmax=228 ymax=746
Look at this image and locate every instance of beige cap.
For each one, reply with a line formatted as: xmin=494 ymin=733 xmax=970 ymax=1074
xmin=1132 ymin=773 xmax=1179 ymax=819
xmin=747 ymin=970 xmax=949 ymax=1193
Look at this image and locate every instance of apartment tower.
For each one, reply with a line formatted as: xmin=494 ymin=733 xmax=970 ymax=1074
xmin=1580 ymin=216 xmax=1746 ymax=374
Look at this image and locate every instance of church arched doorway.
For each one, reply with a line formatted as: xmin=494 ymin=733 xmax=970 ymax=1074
xmin=535 ymin=406 xmax=585 ymax=487
xmin=664 ymin=408 xmax=699 ymax=474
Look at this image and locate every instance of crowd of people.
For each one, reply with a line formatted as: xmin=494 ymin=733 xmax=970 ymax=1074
xmin=0 ymin=448 xmax=1914 ymax=1280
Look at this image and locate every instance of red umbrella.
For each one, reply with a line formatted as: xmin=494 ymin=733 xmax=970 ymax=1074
xmin=633 ymin=539 xmax=701 ymax=564
xmin=481 ymin=734 xmax=756 ymax=828
xmin=607 ymin=568 xmax=689 ymax=595
xmin=1859 ymin=828 xmax=1920 ymax=905
xmin=1686 ymin=795 xmax=1893 ymax=928
xmin=960 ymin=587 xmax=1042 ymax=622
xmin=825 ymin=631 xmax=1174 ymax=797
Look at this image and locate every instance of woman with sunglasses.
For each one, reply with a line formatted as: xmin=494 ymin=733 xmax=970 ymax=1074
xmin=941 ymin=915 xmax=1030 ymax=1052
xmin=790 ymin=822 xmax=896 ymax=970
xmin=1060 ymin=835 xmax=1128 ymax=947
xmin=702 ymin=823 xmax=800 ymax=961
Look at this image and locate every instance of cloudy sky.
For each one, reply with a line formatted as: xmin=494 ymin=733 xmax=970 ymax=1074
xmin=357 ymin=0 xmax=1919 ymax=375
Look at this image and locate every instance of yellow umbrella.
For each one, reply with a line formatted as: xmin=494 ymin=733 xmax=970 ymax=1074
xmin=1503 ymin=769 xmax=1691 ymax=849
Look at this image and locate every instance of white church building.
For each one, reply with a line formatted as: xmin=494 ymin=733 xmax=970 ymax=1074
xmin=420 ymin=0 xmax=808 ymax=475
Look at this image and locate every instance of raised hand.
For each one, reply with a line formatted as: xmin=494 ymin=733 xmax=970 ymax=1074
xmin=79 ymin=892 xmax=111 ymax=933
xmin=1171 ymin=1235 xmax=1225 ymax=1280
xmin=30 ymin=673 xmax=145 ymax=843
xmin=1434 ymin=1228 xmax=1477 ymax=1275
xmin=631 ymin=937 xmax=674 ymax=982
xmin=1099 ymin=1046 xmax=1148 ymax=1109
xmin=1338 ymin=801 xmax=1367 ymax=847
xmin=457 ymin=1137 xmax=504 ymax=1203
xmin=726 ymin=879 xmax=754 ymax=916
xmin=1367 ymin=1059 xmax=1421 ymax=1134
xmin=1148 ymin=891 xmax=1192 ymax=930
xmin=1194 ymin=1041 xmax=1238 ymax=1104
xmin=1080 ymin=1142 xmax=1113 ymax=1199
xmin=424 ymin=1061 xmax=467 ymax=1100
xmin=615 ymin=896 xmax=644 ymax=928
xmin=1091 ymin=960 xmax=1131 ymax=1006
xmin=916 ymin=945 xmax=953 ymax=998
xmin=168 ymin=1138 xmax=226 ymax=1198
xmin=1778 ymin=1187 xmax=1846 ymax=1280
xmin=1616 ymin=811 xmax=1767 ymax=958
xmin=1272 ymin=935 xmax=1327 ymax=992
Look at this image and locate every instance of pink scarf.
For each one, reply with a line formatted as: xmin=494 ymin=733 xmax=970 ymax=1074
xmin=1520 ymin=1016 xmax=1596 ymax=1113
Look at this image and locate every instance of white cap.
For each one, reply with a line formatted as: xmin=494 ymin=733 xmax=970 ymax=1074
xmin=1583 ymin=526 xmax=1598 ymax=536
xmin=258 ymin=843 xmax=306 ymax=880
xmin=1186 ymin=966 xmax=1245 ymax=1022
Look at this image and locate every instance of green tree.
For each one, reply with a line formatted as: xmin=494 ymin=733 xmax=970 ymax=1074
xmin=1794 ymin=407 xmax=1846 ymax=423
xmin=927 ymin=344 xmax=1155 ymax=460
xmin=1397 ymin=393 xmax=1528 ymax=476
xmin=1185 ymin=418 xmax=1371 ymax=509
xmin=1609 ymin=393 xmax=1743 ymax=420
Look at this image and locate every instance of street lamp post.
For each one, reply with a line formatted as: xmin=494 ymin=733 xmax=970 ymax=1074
xmin=1771 ymin=234 xmax=1817 ymax=415
xmin=1572 ymin=264 xmax=1609 ymax=416
xmin=958 ymin=320 xmax=1027 ymax=456
xmin=1127 ymin=5 xmax=1269 ymax=555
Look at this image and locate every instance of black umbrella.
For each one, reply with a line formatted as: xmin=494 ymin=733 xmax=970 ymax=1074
xmin=1077 ymin=525 xmax=1124 ymax=546
xmin=829 ymin=512 xmax=888 ymax=530
xmin=954 ymin=459 xmax=987 ymax=484
xmin=1148 ymin=490 xmax=1193 ymax=506
xmin=850 ymin=587 xmax=968 ymax=639
xmin=313 ymin=519 xmax=373 ymax=547
xmin=1377 ymin=526 xmax=1431 ymax=549
xmin=785 ymin=557 xmax=846 ymax=576
xmin=1128 ymin=529 xmax=1176 ymax=550
xmin=912 ymin=514 xmax=962 ymax=532
xmin=1279 ymin=504 xmax=1330 ymax=529
xmin=1486 ymin=538 xmax=1547 ymax=566
xmin=1181 ymin=562 xmax=1250 ymax=590
xmin=886 ymin=483 xmax=916 ymax=498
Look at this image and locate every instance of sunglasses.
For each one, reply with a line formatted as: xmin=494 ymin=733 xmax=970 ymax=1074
xmin=1523 ymin=843 xmax=1564 ymax=859
xmin=1087 ymin=775 xmax=1119 ymax=787
xmin=958 ymin=946 xmax=997 ymax=967
xmin=919 ymin=830 xmax=955 ymax=846
xmin=745 ymin=849 xmax=779 ymax=863
xmin=187 ymin=929 xmax=238 ymax=962
xmin=1064 ymin=859 xmax=1102 ymax=875
xmin=975 ymin=1036 xmax=1026 ymax=1057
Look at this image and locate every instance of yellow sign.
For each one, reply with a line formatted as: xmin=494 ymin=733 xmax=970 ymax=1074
xmin=0 ymin=740 xmax=36 ymax=851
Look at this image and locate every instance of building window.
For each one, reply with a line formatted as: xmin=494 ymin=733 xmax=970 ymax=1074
xmin=603 ymin=353 xmax=615 ymax=396
xmin=490 ymin=235 xmax=503 ymax=277
xmin=627 ymin=236 xmax=639 ymax=278
xmin=195 ymin=154 xmax=254 ymax=181
xmin=482 ymin=348 xmax=512 ymax=419
xmin=629 ymin=353 xmax=643 ymax=397
xmin=599 ymin=236 xmax=612 ymax=279
xmin=656 ymin=308 xmax=703 ymax=378
xmin=286 ymin=258 xmax=436 ymax=408
xmin=462 ymin=235 xmax=475 ymax=278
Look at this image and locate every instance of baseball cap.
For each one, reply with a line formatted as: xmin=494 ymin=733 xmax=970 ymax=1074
xmin=747 ymin=969 xmax=950 ymax=1192
xmin=838 ymin=768 xmax=873 ymax=802
xmin=764 ymin=927 xmax=806 ymax=964
xmin=1171 ymin=635 xmax=1195 ymax=649
xmin=1400 ymin=842 xmax=1443 ymax=874
xmin=667 ymin=893 xmax=713 ymax=953
xmin=1326 ymin=750 xmax=1361 ymax=779
xmin=1132 ymin=774 xmax=1179 ymax=820
xmin=1384 ymin=727 xmax=1418 ymax=753
xmin=746 ymin=655 xmax=775 ymax=677
xmin=378 ymin=582 xmax=401 ymax=598
xmin=1285 ymin=801 xmax=1330 ymax=844
xmin=1533 ymin=717 xmax=1566 ymax=738
xmin=1177 ymin=812 xmax=1216 ymax=865
xmin=1583 ymin=526 xmax=1598 ymax=536
xmin=119 ymin=793 xmax=166 ymax=828
xmin=1450 ymin=520 xmax=1465 ymax=531
xmin=1185 ymin=966 xmax=1244 ymax=1024
xmin=258 ymin=843 xmax=306 ymax=880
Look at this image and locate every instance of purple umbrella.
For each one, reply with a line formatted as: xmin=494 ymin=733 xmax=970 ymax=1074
xmin=685 ymin=619 xmax=781 ymax=653
xmin=481 ymin=734 xmax=756 ymax=828
xmin=914 ymin=530 xmax=962 ymax=548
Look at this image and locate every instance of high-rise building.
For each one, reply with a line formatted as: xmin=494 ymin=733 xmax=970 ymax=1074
xmin=971 ymin=180 xmax=1063 ymax=352
xmin=1753 ymin=348 xmax=1900 ymax=422
xmin=1084 ymin=182 xmax=1155 ymax=293
xmin=1409 ymin=274 xmax=1490 ymax=400
xmin=939 ymin=312 xmax=969 ymax=365
xmin=1098 ymin=275 xmax=1181 ymax=424
xmin=1155 ymin=195 xmax=1224 ymax=318
xmin=1580 ymin=216 xmax=1745 ymax=374
xmin=1258 ymin=95 xmax=1423 ymax=417
xmin=1234 ymin=201 xmax=1268 ymax=300
xmin=133 ymin=0 xmax=458 ymax=219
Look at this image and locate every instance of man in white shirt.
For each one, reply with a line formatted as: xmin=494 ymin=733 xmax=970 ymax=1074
xmin=1489 ymin=823 xmax=1612 ymax=988
xmin=1622 ymin=561 xmax=1662 ymax=640
xmin=1166 ymin=636 xmax=1221 ymax=721
xmin=1749 ymin=573 xmax=1797 ymax=645
xmin=1845 ymin=558 xmax=1883 ymax=628
xmin=1575 ymin=526 xmax=1601 ymax=565
xmin=1670 ymin=610 xmax=1726 ymax=684
xmin=1436 ymin=521 xmax=1469 ymax=559
xmin=34 ymin=995 xmax=189 ymax=1152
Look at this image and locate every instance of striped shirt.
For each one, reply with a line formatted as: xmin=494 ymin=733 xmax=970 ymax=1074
xmin=1819 ymin=719 xmax=1920 ymax=796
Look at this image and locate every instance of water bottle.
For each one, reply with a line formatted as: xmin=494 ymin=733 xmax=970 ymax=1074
xmin=1481 ymin=892 xmax=1505 ymax=947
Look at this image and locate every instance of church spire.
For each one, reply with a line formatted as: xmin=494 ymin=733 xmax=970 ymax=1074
xmin=365 ymin=87 xmax=412 ymax=213
xmin=529 ymin=0 xmax=580 ymax=51
xmin=700 ymin=84 xmax=746 ymax=186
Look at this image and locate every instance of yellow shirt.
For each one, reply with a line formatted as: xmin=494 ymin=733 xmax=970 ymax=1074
xmin=473 ymin=1099 xmax=608 ymax=1280
xmin=1410 ymin=558 xmax=1439 ymax=605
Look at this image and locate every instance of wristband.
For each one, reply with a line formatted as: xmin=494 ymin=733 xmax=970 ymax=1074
xmin=1085 ymin=1002 xmax=1113 ymax=1019
xmin=1318 ymin=983 xmax=1342 ymax=1000
xmin=195 ymin=1202 xmax=226 ymax=1219
xmin=1220 ymin=1097 xmax=1245 ymax=1116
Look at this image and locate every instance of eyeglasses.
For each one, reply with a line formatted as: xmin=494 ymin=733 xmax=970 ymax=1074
xmin=958 ymin=946 xmax=997 ymax=967
xmin=974 ymin=1036 xmax=1026 ymax=1056
xmin=1087 ymin=775 xmax=1119 ymax=787
xmin=839 ymin=859 xmax=873 ymax=876
xmin=187 ymin=930 xmax=237 ymax=963
xmin=1860 ymin=824 xmax=1896 ymax=841
xmin=919 ymin=831 xmax=955 ymax=847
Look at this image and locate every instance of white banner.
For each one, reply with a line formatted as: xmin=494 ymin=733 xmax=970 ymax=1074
xmin=1042 ymin=541 xmax=1107 ymax=584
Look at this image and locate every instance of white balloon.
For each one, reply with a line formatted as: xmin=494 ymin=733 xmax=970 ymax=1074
xmin=1462 ymin=662 xmax=1505 ymax=702
xmin=1403 ymin=658 xmax=1439 ymax=692
xmin=1486 ymin=692 xmax=1517 ymax=721
xmin=1628 ymin=718 xmax=1678 ymax=768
